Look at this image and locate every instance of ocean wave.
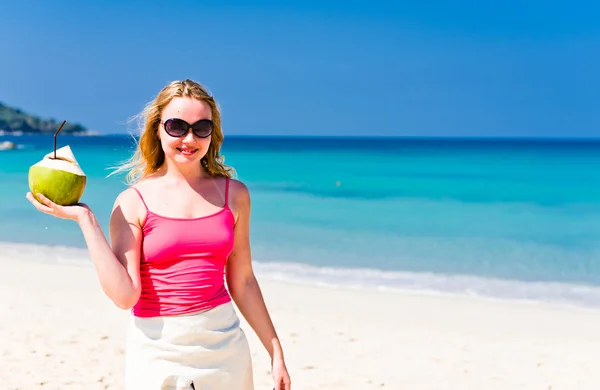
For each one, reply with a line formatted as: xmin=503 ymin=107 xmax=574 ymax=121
xmin=252 ymin=261 xmax=600 ymax=309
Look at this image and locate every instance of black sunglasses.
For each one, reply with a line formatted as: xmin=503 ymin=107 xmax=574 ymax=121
xmin=162 ymin=118 xmax=214 ymax=138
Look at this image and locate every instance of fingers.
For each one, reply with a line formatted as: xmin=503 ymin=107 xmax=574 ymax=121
xmin=26 ymin=192 xmax=57 ymax=215
xmin=274 ymin=377 xmax=291 ymax=390
xmin=37 ymin=193 xmax=57 ymax=208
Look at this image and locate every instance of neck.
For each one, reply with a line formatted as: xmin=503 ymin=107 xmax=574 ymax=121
xmin=160 ymin=160 xmax=209 ymax=184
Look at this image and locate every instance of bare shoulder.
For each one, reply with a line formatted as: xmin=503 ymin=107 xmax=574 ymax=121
xmin=228 ymin=178 xmax=250 ymax=202
xmin=227 ymin=178 xmax=251 ymax=218
xmin=111 ymin=185 xmax=148 ymax=227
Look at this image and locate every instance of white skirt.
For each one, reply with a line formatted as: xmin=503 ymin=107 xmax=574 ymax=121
xmin=125 ymin=302 xmax=254 ymax=390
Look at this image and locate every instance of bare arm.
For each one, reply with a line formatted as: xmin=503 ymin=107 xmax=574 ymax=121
xmin=78 ymin=189 xmax=143 ymax=309
xmin=226 ymin=181 xmax=285 ymax=362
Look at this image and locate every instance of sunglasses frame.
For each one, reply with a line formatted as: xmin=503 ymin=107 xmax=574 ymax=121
xmin=161 ymin=118 xmax=214 ymax=138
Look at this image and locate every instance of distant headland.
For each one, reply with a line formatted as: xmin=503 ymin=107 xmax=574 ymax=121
xmin=0 ymin=102 xmax=93 ymax=135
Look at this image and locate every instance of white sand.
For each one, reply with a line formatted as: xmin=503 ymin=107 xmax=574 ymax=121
xmin=2 ymin=248 xmax=600 ymax=389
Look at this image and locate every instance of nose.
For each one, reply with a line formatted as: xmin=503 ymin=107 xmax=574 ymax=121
xmin=182 ymin=128 xmax=196 ymax=142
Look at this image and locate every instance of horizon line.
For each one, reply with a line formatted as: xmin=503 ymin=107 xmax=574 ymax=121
xmin=4 ymin=132 xmax=600 ymax=141
xmin=82 ymin=133 xmax=600 ymax=141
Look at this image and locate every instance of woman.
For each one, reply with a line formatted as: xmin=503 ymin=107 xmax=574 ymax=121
xmin=26 ymin=79 xmax=291 ymax=390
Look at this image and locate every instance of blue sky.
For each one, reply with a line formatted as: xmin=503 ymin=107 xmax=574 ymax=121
xmin=0 ymin=0 xmax=598 ymax=137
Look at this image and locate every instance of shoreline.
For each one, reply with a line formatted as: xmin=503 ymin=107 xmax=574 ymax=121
xmin=2 ymin=240 xmax=600 ymax=314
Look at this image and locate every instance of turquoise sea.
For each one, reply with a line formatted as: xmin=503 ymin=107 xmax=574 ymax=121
xmin=1 ymin=134 xmax=600 ymax=308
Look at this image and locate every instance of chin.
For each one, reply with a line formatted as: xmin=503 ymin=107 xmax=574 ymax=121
xmin=174 ymin=155 xmax=203 ymax=165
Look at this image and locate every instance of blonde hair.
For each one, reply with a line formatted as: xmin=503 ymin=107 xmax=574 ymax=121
xmin=112 ymin=79 xmax=235 ymax=184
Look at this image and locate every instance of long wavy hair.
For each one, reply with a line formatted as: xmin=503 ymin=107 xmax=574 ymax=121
xmin=112 ymin=79 xmax=235 ymax=184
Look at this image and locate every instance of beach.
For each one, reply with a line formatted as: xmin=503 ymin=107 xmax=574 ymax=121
xmin=2 ymin=246 xmax=600 ymax=390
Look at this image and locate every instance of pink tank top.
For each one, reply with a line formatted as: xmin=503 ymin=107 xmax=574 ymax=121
xmin=129 ymin=178 xmax=234 ymax=318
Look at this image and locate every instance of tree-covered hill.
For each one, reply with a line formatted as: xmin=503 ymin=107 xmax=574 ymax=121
xmin=0 ymin=102 xmax=88 ymax=134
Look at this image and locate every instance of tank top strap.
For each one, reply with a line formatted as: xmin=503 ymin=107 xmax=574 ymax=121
xmin=224 ymin=177 xmax=230 ymax=207
xmin=129 ymin=186 xmax=149 ymax=211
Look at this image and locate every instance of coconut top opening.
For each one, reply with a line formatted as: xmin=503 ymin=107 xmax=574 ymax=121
xmin=48 ymin=156 xmax=74 ymax=163
xmin=35 ymin=145 xmax=86 ymax=176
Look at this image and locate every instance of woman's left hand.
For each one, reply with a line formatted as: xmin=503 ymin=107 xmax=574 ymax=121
xmin=272 ymin=357 xmax=291 ymax=390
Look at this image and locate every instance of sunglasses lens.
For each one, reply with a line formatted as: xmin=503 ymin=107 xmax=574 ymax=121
xmin=164 ymin=119 xmax=188 ymax=137
xmin=192 ymin=120 xmax=214 ymax=138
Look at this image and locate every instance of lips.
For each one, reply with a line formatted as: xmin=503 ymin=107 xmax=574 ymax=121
xmin=177 ymin=147 xmax=198 ymax=156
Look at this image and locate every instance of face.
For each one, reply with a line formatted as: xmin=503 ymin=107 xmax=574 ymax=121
xmin=158 ymin=97 xmax=212 ymax=167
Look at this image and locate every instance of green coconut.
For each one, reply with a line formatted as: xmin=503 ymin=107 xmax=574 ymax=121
xmin=28 ymin=145 xmax=87 ymax=206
